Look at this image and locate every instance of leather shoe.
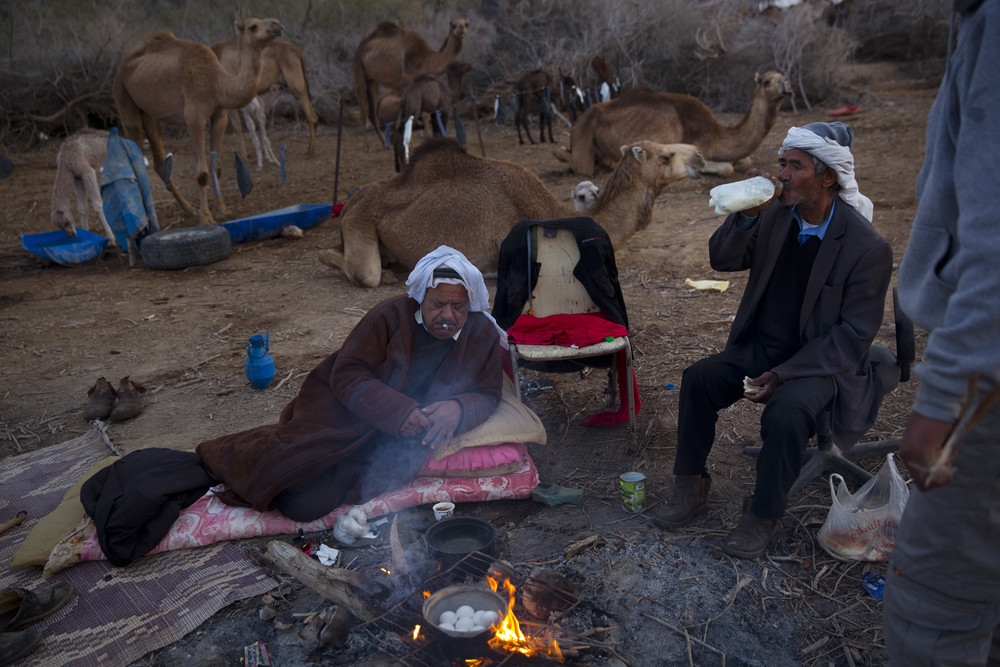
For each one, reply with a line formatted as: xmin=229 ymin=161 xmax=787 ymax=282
xmin=109 ymin=376 xmax=147 ymax=422
xmin=649 ymin=474 xmax=711 ymax=529
xmin=0 ymin=581 xmax=74 ymax=632
xmin=0 ymin=628 xmax=42 ymax=665
xmin=84 ymin=377 xmax=117 ymax=420
xmin=719 ymin=497 xmax=778 ymax=559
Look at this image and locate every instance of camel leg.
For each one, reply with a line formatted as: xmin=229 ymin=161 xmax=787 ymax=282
xmin=242 ymin=107 xmax=264 ymax=170
xmin=73 ymin=177 xmax=88 ymax=236
xmin=420 ymin=111 xmax=432 ymax=138
xmin=83 ymin=169 xmax=117 ymax=247
xmin=231 ymin=109 xmax=249 ymax=162
xmin=141 ymin=113 xmax=196 ymax=216
xmin=281 ymin=64 xmax=318 ymax=158
xmin=320 ymin=227 xmax=384 ymax=288
xmin=208 ymin=109 xmax=230 ymax=220
xmin=185 ymin=117 xmax=214 ymax=225
xmin=701 ymin=160 xmax=735 ymax=178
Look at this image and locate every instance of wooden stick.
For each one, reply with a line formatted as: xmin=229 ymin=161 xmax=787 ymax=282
xmin=264 ymin=541 xmax=381 ymax=620
xmin=469 ymin=84 xmax=486 ymax=158
xmin=0 ymin=510 xmax=27 ymax=536
xmin=333 ymin=98 xmax=343 ymax=204
xmin=641 ymin=613 xmax=726 ymax=664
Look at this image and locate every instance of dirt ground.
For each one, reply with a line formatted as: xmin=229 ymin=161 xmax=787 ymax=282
xmin=0 ymin=60 xmax=938 ymax=666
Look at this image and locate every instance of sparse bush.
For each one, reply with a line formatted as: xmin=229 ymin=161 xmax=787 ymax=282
xmin=0 ymin=0 xmax=949 ymax=152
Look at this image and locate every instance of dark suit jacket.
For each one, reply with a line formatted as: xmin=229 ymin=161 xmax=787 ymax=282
xmin=710 ymin=202 xmax=893 ymax=447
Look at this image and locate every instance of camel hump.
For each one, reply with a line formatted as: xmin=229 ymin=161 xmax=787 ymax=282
xmin=371 ymin=21 xmax=403 ymax=38
xmin=143 ymin=31 xmax=178 ymax=49
xmin=408 ymin=137 xmax=466 ymax=163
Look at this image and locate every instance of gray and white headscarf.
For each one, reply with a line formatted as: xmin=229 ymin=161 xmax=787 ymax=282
xmin=779 ymin=121 xmax=874 ymax=222
xmin=406 ymin=245 xmax=508 ymax=348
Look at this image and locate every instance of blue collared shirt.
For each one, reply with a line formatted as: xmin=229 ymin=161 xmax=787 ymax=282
xmin=793 ymin=200 xmax=835 ymax=244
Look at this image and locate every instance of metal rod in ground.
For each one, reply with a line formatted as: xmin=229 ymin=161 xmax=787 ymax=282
xmin=333 ymin=98 xmax=344 ymax=204
xmin=470 ymin=84 xmax=486 ymax=158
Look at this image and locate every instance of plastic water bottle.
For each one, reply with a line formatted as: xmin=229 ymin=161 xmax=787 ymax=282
xmin=244 ymin=333 xmax=275 ymax=389
xmin=709 ymin=176 xmax=775 ymax=215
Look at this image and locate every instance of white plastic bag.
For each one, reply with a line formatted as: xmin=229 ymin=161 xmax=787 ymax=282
xmin=817 ymin=453 xmax=910 ymax=562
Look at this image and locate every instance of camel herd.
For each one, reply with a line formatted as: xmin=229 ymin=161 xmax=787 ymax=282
xmin=53 ymin=15 xmax=795 ymax=288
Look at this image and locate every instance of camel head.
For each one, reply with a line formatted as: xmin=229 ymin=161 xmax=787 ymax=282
xmin=52 ymin=208 xmax=76 ymax=237
xmin=236 ymin=17 xmax=284 ymax=50
xmin=754 ymin=70 xmax=792 ymax=104
xmin=618 ymin=141 xmax=706 ymax=188
xmin=449 ymin=18 xmax=469 ymax=42
xmin=572 ymin=181 xmax=600 ymax=211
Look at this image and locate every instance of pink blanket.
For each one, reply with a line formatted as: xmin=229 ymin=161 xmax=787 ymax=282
xmin=80 ymin=443 xmax=538 ymax=561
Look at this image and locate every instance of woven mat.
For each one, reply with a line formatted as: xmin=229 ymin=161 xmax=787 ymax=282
xmin=0 ymin=425 xmax=277 ymax=666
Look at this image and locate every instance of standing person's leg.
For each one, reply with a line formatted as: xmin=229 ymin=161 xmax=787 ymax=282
xmin=884 ymin=410 xmax=1000 ymax=666
xmin=720 ymin=374 xmax=833 ymax=558
xmin=653 ymin=342 xmax=768 ymax=528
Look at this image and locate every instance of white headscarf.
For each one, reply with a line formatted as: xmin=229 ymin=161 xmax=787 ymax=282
xmin=406 ymin=245 xmax=508 ymax=348
xmin=779 ymin=125 xmax=874 ymax=222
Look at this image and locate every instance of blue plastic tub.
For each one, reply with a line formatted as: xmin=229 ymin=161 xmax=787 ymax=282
xmin=221 ymin=203 xmax=332 ymax=244
xmin=20 ymin=229 xmax=110 ymax=266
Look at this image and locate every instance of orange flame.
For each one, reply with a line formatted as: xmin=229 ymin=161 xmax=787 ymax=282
xmin=423 ymin=590 xmax=431 ymax=598
xmin=380 ymin=567 xmax=391 ymax=575
xmin=412 ymin=624 xmax=421 ymax=640
xmin=486 ymin=576 xmax=563 ymax=661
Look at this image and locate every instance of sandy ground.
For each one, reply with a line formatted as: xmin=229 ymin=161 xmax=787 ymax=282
xmin=0 ymin=61 xmax=939 ymax=666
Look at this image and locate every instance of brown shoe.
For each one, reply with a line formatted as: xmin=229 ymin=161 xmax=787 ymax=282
xmin=109 ymin=377 xmax=147 ymax=422
xmin=84 ymin=377 xmax=117 ymax=420
xmin=649 ymin=474 xmax=711 ymax=529
xmin=719 ymin=497 xmax=778 ymax=559
xmin=0 ymin=581 xmax=74 ymax=631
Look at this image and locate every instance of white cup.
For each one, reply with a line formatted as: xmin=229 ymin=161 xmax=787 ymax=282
xmin=432 ymin=502 xmax=455 ymax=521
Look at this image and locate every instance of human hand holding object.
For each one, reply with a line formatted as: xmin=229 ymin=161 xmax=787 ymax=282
xmin=401 ymin=408 xmax=431 ymax=437
xmin=744 ymin=371 xmax=779 ymax=403
xmin=897 ymin=412 xmax=953 ymax=492
xmin=740 ymin=169 xmax=783 ymax=217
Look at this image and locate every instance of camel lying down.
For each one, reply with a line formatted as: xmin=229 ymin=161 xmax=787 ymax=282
xmin=319 ymin=137 xmax=704 ymax=288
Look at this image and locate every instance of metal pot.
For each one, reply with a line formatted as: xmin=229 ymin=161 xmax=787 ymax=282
xmin=422 ymin=584 xmax=505 ymax=660
xmin=423 ymin=516 xmax=498 ymax=573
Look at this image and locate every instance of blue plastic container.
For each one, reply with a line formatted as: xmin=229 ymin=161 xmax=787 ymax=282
xmin=20 ymin=229 xmax=109 ymax=266
xmin=221 ymin=203 xmax=332 ymax=244
xmin=245 ymin=333 xmax=276 ymax=389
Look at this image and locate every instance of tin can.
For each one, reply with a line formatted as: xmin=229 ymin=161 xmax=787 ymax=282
xmin=620 ymin=472 xmax=646 ymax=513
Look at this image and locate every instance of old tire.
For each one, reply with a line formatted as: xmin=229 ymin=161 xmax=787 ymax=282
xmin=139 ymin=226 xmax=232 ymax=270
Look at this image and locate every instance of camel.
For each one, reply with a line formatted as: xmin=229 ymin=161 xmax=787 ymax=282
xmin=381 ymin=62 xmax=470 ymax=159
xmin=318 ymin=137 xmax=704 ymax=288
xmin=514 ymin=70 xmax=555 ymax=145
xmin=571 ymin=180 xmax=600 ymax=211
xmin=114 ymin=17 xmax=283 ymax=225
xmin=391 ymin=73 xmax=452 ymax=171
xmin=352 ymin=18 xmax=469 ymax=151
xmin=51 ymin=129 xmax=117 ymax=246
xmin=554 ymin=70 xmax=790 ymax=177
xmin=211 ymin=37 xmax=318 ymax=158
xmin=239 ymin=92 xmax=281 ymax=170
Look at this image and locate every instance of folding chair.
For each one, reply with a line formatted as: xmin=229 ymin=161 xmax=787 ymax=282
xmin=494 ymin=218 xmax=636 ymax=436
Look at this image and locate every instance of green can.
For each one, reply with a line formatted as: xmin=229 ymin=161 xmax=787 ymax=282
xmin=620 ymin=472 xmax=646 ymax=512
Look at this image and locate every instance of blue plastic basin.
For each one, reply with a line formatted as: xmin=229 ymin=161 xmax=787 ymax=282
xmin=221 ymin=203 xmax=332 ymax=244
xmin=20 ymin=229 xmax=110 ymax=266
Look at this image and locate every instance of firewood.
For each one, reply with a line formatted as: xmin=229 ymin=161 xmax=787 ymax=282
xmin=562 ymin=535 xmax=600 ymax=559
xmin=264 ymin=540 xmax=381 ymax=621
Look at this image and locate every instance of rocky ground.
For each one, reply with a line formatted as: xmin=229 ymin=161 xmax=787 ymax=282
xmin=0 ymin=60 xmax=938 ymax=666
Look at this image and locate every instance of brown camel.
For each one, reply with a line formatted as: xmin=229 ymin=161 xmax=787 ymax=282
xmin=114 ymin=18 xmax=283 ymax=225
xmin=514 ymin=70 xmax=555 ymax=145
xmin=318 ymin=137 xmax=704 ymax=288
xmin=352 ymin=18 xmax=469 ymax=151
xmin=211 ymin=38 xmax=318 ymax=158
xmin=554 ymin=70 xmax=790 ymax=177
xmin=391 ymin=73 xmax=452 ymax=171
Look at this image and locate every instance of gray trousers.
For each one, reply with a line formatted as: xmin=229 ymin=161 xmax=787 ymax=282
xmin=884 ymin=406 xmax=1000 ymax=665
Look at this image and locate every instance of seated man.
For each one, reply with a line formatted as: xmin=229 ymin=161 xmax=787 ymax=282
xmin=197 ymin=246 xmax=506 ymax=522
xmin=652 ymin=122 xmax=893 ymax=558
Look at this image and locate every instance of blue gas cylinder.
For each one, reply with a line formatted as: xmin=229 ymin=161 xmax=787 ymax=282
xmin=245 ymin=333 xmax=275 ymax=388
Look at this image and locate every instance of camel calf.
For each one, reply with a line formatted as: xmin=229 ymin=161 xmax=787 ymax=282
xmin=51 ymin=129 xmax=117 ymax=247
xmin=514 ymin=70 xmax=555 ymax=145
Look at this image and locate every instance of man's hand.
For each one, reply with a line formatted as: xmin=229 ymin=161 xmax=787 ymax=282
xmin=744 ymin=371 xmax=779 ymax=403
xmin=400 ymin=408 xmax=431 ymax=438
xmin=420 ymin=400 xmax=463 ymax=450
xmin=898 ymin=412 xmax=955 ymax=492
xmin=741 ymin=169 xmax=783 ymax=217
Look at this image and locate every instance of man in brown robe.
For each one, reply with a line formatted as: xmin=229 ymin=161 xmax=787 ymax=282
xmin=197 ymin=247 xmax=505 ymax=522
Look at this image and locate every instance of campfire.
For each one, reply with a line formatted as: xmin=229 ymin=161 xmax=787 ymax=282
xmin=486 ymin=575 xmax=563 ymax=661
